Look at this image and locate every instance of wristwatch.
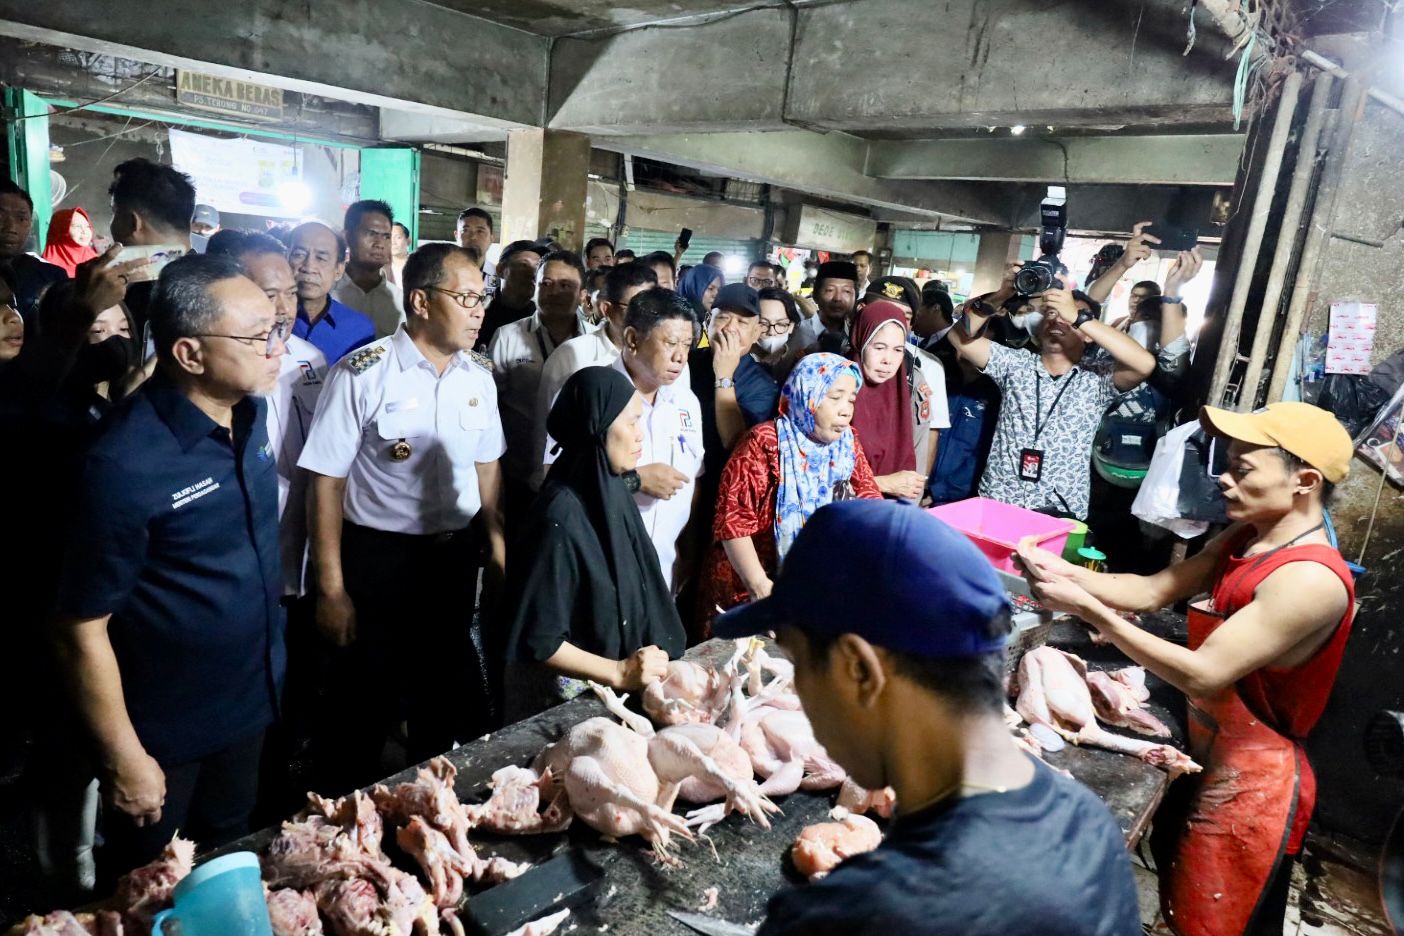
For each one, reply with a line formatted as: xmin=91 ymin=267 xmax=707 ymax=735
xmin=1073 ymin=308 xmax=1099 ymax=329
xmin=715 ymin=377 xmax=735 ymax=390
xmin=622 ymin=469 xmax=641 ymax=493
xmin=1161 ymin=295 xmax=1185 ymax=305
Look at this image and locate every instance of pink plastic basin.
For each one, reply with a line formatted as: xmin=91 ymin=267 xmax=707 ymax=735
xmin=927 ymin=497 xmax=1075 ymax=573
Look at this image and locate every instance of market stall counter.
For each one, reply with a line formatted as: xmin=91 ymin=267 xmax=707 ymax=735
xmin=212 ymin=612 xmax=1189 ymax=935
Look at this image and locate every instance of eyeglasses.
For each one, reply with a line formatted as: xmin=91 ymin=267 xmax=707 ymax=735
xmin=758 ymin=320 xmax=792 ymax=335
xmin=425 ymin=286 xmax=487 ymax=310
xmin=196 ymin=320 xmax=290 ymax=357
xmin=746 ymin=276 xmax=777 ymax=288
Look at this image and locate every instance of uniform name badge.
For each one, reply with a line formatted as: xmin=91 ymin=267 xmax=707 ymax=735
xmin=390 ymin=439 xmax=413 ymax=461
xmin=1019 ymin=447 xmax=1044 ymax=482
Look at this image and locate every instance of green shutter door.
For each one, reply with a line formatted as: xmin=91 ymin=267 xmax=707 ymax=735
xmin=4 ymin=88 xmax=52 ymax=247
xmin=359 ymin=148 xmax=421 ymax=243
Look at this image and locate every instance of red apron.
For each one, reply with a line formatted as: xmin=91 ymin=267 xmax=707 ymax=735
xmin=1163 ymin=530 xmax=1355 ymax=936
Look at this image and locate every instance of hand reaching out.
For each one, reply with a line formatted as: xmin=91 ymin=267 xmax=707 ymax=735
xmin=1163 ymin=247 xmax=1203 ymax=297
xmin=1118 ymin=221 xmax=1161 ymax=271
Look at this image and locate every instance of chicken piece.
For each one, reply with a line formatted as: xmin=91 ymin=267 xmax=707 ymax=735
xmin=750 ymin=708 xmax=847 ymax=795
xmin=6 ymin=912 xmax=119 ymax=936
xmin=642 ymin=661 xmax=731 ymax=726
xmin=1085 ymin=670 xmax=1171 ymax=738
xmin=303 ymin=790 xmax=385 ymax=856
xmin=590 ymin=683 xmax=777 ymax=835
xmin=263 ymin=817 xmax=395 ymax=891
xmin=503 ymin=909 xmax=570 ymax=936
xmin=372 ymin=758 xmax=472 ymax=857
xmin=1015 ymin=647 xmax=1200 ymax=777
xmin=835 ymin=779 xmax=896 ymax=818
xmin=534 ymin=716 xmax=694 ymax=863
xmin=113 ymin=835 xmax=195 ymax=929
xmin=267 ymin=888 xmax=323 ymax=936
xmin=463 ymin=765 xmax=572 ymax=835
xmin=791 ymin=814 xmax=882 ymax=880
xmin=314 ymin=868 xmax=438 ymax=936
xmin=396 ymin=817 xmax=528 ymax=909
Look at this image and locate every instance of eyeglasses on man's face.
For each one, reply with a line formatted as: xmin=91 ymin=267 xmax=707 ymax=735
xmin=196 ymin=320 xmax=290 ymax=357
xmin=425 ymin=286 xmax=486 ymax=310
xmin=746 ymin=275 xmax=777 ymax=288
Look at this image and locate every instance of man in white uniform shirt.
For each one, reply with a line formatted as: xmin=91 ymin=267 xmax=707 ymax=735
xmin=233 ymin=234 xmax=326 ymax=596
xmin=488 ymin=249 xmax=595 ymax=519
xmin=332 ymin=200 xmax=404 ymax=339
xmin=611 ymin=287 xmax=705 ymax=589
xmin=532 ymin=262 xmax=659 ymax=488
xmin=299 ymin=243 xmax=505 ymax=791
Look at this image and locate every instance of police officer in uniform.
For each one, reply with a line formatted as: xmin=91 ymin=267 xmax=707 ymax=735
xmin=299 ymin=243 xmax=506 ymax=793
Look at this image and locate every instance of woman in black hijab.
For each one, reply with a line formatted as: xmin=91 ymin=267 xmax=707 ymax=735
xmin=502 ymin=366 xmax=685 ymax=721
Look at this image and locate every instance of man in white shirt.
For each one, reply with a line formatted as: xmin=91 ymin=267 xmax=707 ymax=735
xmin=532 ymin=262 xmax=660 ymax=488
xmin=332 ymin=200 xmax=404 ymax=339
xmin=612 ymin=287 xmax=705 ymax=589
xmin=456 ymin=207 xmax=496 ymax=279
xmin=299 ymin=243 xmax=505 ymax=789
xmin=233 ymin=234 xmax=326 ymax=596
xmin=488 ymin=249 xmax=595 ymax=518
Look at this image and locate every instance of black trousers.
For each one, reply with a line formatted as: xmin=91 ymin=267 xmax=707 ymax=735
xmin=313 ymin=521 xmax=490 ymax=795
xmin=98 ymin=730 xmax=265 ymax=888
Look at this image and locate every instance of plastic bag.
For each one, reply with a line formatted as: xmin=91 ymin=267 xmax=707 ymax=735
xmin=1315 ymin=373 xmax=1391 ymax=438
xmin=1131 ymin=420 xmax=1222 ymax=539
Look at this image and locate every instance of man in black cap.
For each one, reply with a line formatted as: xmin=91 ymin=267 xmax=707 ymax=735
xmin=863 ymin=276 xmax=922 ymax=321
xmin=800 ymin=260 xmax=859 ymax=355
xmin=476 ymin=239 xmax=548 ymax=352
xmin=715 ymin=500 xmax=1140 ymax=936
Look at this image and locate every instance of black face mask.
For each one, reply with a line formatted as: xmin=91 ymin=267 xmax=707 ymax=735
xmin=73 ymin=334 xmax=134 ymax=386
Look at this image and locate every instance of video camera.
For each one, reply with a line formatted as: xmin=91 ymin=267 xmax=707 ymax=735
xmin=1014 ymin=186 xmax=1068 ymax=296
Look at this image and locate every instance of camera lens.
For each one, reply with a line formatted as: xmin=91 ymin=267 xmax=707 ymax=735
xmin=1014 ymin=261 xmax=1054 ymax=296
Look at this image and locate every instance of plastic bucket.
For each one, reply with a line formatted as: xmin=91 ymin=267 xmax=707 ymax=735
xmin=927 ymin=497 xmax=1075 ymax=573
xmin=151 ymin=852 xmax=273 ymax=936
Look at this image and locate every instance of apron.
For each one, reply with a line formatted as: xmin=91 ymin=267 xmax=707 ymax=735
xmin=1162 ymin=524 xmax=1355 ymax=936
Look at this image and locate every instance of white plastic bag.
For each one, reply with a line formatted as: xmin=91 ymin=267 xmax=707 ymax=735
xmin=1131 ymin=420 xmax=1210 ymax=539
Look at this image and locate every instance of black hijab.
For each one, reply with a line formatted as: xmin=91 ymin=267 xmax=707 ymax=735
xmin=539 ymin=366 xmax=684 ymax=659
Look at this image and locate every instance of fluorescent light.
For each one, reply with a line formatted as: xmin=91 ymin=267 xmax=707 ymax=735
xmin=1010 ymin=125 xmax=1027 ymax=136
xmin=277 ymin=180 xmax=312 ymax=212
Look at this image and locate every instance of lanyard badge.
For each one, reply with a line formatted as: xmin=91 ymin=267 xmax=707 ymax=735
xmin=1019 ymin=448 xmax=1044 ymax=482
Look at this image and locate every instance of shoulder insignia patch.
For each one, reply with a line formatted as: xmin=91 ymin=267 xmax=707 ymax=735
xmin=468 ymin=349 xmax=494 ymax=373
xmin=346 ymin=345 xmax=388 ymax=375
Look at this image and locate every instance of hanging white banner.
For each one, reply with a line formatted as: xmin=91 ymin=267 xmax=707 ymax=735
xmin=169 ymin=128 xmax=305 ymax=219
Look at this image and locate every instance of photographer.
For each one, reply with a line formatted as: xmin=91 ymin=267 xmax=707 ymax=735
xmin=946 ymin=282 xmax=1154 ymax=520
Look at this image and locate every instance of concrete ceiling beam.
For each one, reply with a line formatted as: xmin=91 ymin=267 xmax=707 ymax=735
xmin=867 ymin=134 xmax=1246 ymax=186
xmin=0 ymin=0 xmax=547 ymax=130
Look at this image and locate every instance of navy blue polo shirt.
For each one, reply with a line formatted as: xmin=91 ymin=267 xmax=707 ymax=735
xmin=57 ymin=371 xmax=286 ymax=765
xmin=294 ymin=296 xmax=374 ymax=364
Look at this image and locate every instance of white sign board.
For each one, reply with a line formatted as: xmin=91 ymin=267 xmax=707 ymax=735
xmin=169 ymin=128 xmax=304 ymax=219
xmin=785 ymin=205 xmax=877 ymax=254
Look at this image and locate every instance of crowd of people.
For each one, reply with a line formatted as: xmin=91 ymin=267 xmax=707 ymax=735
xmin=0 ymin=156 xmax=1363 ymax=936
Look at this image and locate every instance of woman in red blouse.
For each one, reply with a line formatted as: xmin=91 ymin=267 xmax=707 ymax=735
xmin=707 ymin=352 xmax=883 ymax=617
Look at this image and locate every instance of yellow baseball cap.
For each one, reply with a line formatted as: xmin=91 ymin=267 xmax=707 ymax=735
xmin=1199 ymin=402 xmax=1354 ymax=483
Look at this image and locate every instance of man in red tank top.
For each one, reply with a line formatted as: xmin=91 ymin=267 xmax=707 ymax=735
xmin=1017 ymin=401 xmax=1356 ymax=936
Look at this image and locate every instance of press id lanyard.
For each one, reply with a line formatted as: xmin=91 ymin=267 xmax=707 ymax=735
xmin=1018 ymin=370 xmax=1078 ymax=483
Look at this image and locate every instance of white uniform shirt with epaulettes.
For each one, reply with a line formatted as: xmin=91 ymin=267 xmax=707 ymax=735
xmin=298 ymin=326 xmax=506 ymax=535
xmin=267 ymin=332 xmax=326 ymax=595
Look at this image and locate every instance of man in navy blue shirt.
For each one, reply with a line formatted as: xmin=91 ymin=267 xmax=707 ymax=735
xmin=54 ymin=253 xmax=288 ymax=880
xmin=288 ymin=221 xmax=374 ymax=363
xmin=716 ymin=501 xmax=1141 ymax=936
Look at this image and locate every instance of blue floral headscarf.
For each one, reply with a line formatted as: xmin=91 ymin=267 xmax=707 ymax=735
xmin=774 ymin=352 xmax=862 ymax=559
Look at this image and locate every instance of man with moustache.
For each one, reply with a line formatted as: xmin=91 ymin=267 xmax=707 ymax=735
xmin=299 ymin=243 xmax=506 ymax=791
xmin=288 ymin=222 xmax=374 ymax=364
xmin=800 ymin=261 xmax=860 ymax=356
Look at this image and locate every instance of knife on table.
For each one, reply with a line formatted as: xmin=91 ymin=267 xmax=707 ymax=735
xmin=668 ymin=909 xmax=760 ymax=936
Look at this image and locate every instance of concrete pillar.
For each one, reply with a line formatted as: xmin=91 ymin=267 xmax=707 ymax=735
xmin=500 ymin=129 xmax=591 ymax=251
xmin=971 ymin=233 xmax=1021 ymax=296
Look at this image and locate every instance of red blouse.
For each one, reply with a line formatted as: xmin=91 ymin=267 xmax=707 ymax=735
xmin=704 ymin=421 xmax=882 ymax=622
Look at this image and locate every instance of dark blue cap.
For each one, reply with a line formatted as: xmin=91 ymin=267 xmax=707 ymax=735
xmin=714 ymin=500 xmax=1011 ymax=657
xmin=712 ymin=282 xmax=760 ymax=316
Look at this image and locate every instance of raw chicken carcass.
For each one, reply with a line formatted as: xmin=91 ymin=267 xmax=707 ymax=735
xmin=112 ymin=835 xmax=195 ymax=928
xmin=263 ymin=817 xmax=394 ymax=891
xmin=642 ymin=661 xmax=731 ymax=726
xmin=6 ymin=912 xmax=123 ymax=936
xmin=790 ymin=813 xmax=882 ymax=879
xmin=463 ymin=765 xmax=572 ymax=835
xmin=503 ymin=909 xmax=571 ymax=936
xmin=372 ymin=758 xmax=473 ymax=857
xmin=1085 ymin=668 xmax=1171 ymax=738
xmin=314 ymin=867 xmax=436 ymax=936
xmin=733 ymin=704 xmax=846 ymax=797
xmin=303 ymin=790 xmax=385 ymax=855
xmin=395 ymin=817 xmax=526 ymax=909
xmin=1015 ymin=647 xmax=1200 ymax=777
xmin=835 ymin=779 xmax=896 ymax=818
xmin=267 ymin=888 xmax=323 ymax=936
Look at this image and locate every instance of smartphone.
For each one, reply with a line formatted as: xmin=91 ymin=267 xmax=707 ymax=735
xmin=678 ymin=227 xmax=693 ymax=252
xmin=114 ymin=244 xmax=189 ymax=283
xmin=1144 ymin=223 xmax=1199 ymax=252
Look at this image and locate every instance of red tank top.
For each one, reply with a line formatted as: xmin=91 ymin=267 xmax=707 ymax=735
xmin=1208 ymin=527 xmax=1356 ymax=852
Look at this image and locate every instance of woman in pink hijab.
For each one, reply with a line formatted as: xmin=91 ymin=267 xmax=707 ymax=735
xmin=42 ymin=207 xmax=99 ymax=276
